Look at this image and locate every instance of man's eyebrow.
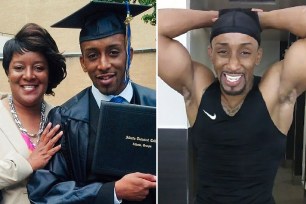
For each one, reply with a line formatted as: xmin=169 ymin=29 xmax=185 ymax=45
xmin=215 ymin=42 xmax=254 ymax=46
xmin=240 ymin=42 xmax=254 ymax=46
xmin=83 ymin=43 xmax=122 ymax=51
xmin=83 ymin=47 xmax=97 ymax=52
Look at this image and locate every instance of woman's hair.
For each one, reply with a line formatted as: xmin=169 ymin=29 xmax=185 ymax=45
xmin=2 ymin=23 xmax=67 ymax=95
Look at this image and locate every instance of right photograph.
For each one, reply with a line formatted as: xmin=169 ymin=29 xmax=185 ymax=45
xmin=158 ymin=0 xmax=306 ymax=204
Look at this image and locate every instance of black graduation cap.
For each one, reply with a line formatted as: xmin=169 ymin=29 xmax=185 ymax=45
xmin=51 ymin=1 xmax=151 ymax=43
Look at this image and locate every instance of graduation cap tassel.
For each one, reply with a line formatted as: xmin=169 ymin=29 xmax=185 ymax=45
xmin=124 ymin=0 xmax=133 ymax=84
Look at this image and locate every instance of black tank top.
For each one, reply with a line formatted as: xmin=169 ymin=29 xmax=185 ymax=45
xmin=189 ymin=76 xmax=286 ymax=204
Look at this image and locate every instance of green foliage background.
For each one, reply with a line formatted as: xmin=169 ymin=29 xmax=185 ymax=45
xmin=96 ymin=0 xmax=156 ymax=26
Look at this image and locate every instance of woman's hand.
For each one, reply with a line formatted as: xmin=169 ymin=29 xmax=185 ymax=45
xmin=27 ymin=123 xmax=63 ymax=170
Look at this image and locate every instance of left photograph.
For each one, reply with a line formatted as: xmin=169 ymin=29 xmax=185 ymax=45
xmin=0 ymin=0 xmax=156 ymax=203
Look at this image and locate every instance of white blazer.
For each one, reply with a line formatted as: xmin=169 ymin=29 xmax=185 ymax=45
xmin=0 ymin=93 xmax=52 ymax=204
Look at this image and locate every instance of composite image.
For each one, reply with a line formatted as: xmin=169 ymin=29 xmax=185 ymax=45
xmin=1 ymin=0 xmax=306 ymax=203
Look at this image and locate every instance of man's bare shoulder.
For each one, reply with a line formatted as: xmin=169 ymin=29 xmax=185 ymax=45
xmin=190 ymin=61 xmax=215 ymax=99
xmin=183 ymin=61 xmax=215 ymax=126
xmin=259 ymin=61 xmax=282 ymax=101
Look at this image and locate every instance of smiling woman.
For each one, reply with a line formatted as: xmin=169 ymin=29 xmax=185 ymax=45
xmin=7 ymin=52 xmax=49 ymax=109
xmin=0 ymin=23 xmax=66 ymax=204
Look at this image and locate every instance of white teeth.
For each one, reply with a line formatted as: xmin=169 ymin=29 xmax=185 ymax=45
xmin=23 ymin=86 xmax=35 ymax=90
xmin=225 ymin=74 xmax=241 ymax=82
xmin=98 ymin=76 xmax=111 ymax=80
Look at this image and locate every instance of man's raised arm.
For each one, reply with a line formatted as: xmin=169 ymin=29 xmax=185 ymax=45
xmin=158 ymin=9 xmax=217 ymax=95
xmin=259 ymin=6 xmax=306 ymax=99
xmin=259 ymin=6 xmax=306 ymax=38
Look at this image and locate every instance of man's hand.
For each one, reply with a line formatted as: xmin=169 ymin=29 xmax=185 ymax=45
xmin=115 ymin=172 xmax=156 ymax=201
xmin=251 ymin=8 xmax=263 ymax=13
xmin=212 ymin=8 xmax=263 ymax=22
xmin=27 ymin=123 xmax=63 ymax=170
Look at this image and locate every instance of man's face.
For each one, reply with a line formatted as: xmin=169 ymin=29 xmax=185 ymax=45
xmin=208 ymin=33 xmax=262 ymax=96
xmin=80 ymin=34 xmax=132 ymax=95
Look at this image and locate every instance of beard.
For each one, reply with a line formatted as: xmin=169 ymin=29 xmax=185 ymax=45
xmin=220 ymin=81 xmax=246 ymax=96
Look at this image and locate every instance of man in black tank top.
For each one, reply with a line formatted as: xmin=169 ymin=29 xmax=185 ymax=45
xmin=159 ymin=6 xmax=306 ymax=204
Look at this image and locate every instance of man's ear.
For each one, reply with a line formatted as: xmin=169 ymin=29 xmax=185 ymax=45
xmin=79 ymin=55 xmax=87 ymax=72
xmin=256 ymin=47 xmax=263 ymax=65
xmin=207 ymin=45 xmax=213 ymax=61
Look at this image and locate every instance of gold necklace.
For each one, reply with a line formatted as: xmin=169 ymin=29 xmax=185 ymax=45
xmin=221 ymin=100 xmax=243 ymax=117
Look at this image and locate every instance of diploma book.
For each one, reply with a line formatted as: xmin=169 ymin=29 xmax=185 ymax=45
xmin=92 ymin=101 xmax=156 ymax=179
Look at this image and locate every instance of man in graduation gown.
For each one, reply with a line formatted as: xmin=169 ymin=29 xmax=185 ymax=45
xmin=27 ymin=1 xmax=156 ymax=204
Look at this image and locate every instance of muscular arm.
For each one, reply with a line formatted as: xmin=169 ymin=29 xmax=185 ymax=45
xmin=158 ymin=9 xmax=216 ymax=96
xmin=259 ymin=6 xmax=306 ymax=38
xmin=259 ymin=7 xmax=306 ymax=98
xmin=258 ymin=6 xmax=306 ymax=134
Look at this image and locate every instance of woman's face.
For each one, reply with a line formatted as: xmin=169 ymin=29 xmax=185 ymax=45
xmin=7 ymin=51 xmax=49 ymax=107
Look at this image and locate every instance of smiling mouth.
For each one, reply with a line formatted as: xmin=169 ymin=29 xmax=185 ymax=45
xmin=96 ymin=73 xmax=116 ymax=86
xmin=97 ymin=75 xmax=112 ymax=80
xmin=223 ymin=73 xmax=243 ymax=82
xmin=97 ymin=73 xmax=115 ymax=80
xmin=22 ymin=85 xmax=38 ymax=91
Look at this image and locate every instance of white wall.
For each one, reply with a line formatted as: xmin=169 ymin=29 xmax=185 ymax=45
xmin=157 ymin=0 xmax=189 ymax=128
xmin=0 ymin=36 xmax=12 ymax=57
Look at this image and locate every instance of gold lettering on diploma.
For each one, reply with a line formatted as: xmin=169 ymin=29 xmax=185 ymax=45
xmin=126 ymin=135 xmax=155 ymax=149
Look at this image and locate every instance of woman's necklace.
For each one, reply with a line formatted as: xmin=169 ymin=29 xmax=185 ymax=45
xmin=8 ymin=95 xmax=46 ymax=141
